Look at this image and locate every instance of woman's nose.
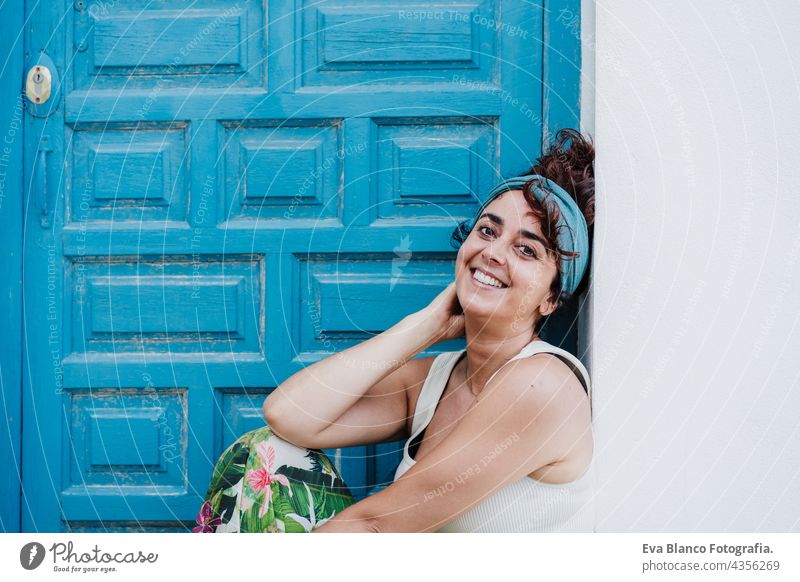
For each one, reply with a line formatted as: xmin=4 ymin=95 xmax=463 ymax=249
xmin=481 ymin=241 xmax=506 ymax=265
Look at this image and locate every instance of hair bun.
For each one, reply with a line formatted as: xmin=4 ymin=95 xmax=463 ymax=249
xmin=530 ymin=128 xmax=595 ymax=231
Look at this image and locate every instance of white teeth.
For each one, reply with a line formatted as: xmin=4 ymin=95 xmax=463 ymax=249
xmin=472 ymin=269 xmax=506 ymax=288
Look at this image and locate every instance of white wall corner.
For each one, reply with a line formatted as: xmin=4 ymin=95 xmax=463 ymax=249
xmin=578 ymin=0 xmax=596 ymax=372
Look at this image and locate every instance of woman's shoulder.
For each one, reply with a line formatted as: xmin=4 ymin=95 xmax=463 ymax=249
xmin=525 ymin=339 xmax=590 ymax=383
xmin=496 ymin=340 xmax=591 ymax=402
xmin=521 ymin=352 xmax=588 ymax=404
xmin=528 ymin=350 xmax=589 ymax=392
xmin=486 ymin=351 xmax=591 ymax=428
xmin=486 ymin=353 xmax=593 ymax=479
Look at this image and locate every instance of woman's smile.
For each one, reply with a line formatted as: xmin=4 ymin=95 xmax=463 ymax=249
xmin=470 ymin=267 xmax=509 ymax=289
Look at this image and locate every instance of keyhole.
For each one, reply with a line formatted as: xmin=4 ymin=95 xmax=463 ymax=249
xmin=27 ymin=65 xmax=49 ymax=105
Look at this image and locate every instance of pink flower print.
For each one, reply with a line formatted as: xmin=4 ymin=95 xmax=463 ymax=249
xmin=245 ymin=442 xmax=291 ymax=518
xmin=192 ymin=501 xmax=221 ymax=533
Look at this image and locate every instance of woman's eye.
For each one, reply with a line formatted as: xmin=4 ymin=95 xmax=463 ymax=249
xmin=477 ymin=226 xmax=537 ymax=258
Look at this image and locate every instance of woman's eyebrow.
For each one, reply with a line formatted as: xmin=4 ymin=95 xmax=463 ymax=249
xmin=478 ymin=212 xmax=549 ymax=249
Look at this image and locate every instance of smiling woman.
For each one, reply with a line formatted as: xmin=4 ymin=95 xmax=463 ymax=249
xmin=451 ymin=128 xmax=595 ymax=323
xmin=194 ymin=129 xmax=596 ymax=533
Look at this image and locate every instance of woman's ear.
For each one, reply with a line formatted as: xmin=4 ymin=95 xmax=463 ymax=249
xmin=538 ymin=295 xmax=559 ymax=318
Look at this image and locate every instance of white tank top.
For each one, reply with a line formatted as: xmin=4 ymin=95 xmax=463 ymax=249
xmin=393 ymin=339 xmax=595 ymax=533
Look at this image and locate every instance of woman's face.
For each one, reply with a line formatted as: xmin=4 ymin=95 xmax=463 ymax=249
xmin=455 ymin=190 xmax=559 ymax=331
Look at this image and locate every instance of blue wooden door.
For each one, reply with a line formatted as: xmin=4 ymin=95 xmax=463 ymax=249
xmin=21 ymin=0 xmax=580 ymax=531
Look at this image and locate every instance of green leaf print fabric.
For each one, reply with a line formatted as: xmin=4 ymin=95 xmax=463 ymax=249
xmin=194 ymin=426 xmax=355 ymax=533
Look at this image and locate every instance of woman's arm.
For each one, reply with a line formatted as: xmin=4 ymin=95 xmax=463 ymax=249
xmin=313 ymin=354 xmax=592 ymax=533
xmin=263 ymin=284 xmax=464 ymax=448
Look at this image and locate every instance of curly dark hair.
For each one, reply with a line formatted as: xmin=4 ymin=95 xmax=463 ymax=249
xmin=451 ymin=128 xmax=595 ymax=328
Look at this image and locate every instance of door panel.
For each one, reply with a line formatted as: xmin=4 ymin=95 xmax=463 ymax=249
xmin=22 ymin=0 xmax=580 ymax=531
xmin=0 ymin=0 xmax=24 ymax=533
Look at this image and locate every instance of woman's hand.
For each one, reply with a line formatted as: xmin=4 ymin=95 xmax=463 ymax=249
xmin=411 ymin=282 xmax=465 ymax=343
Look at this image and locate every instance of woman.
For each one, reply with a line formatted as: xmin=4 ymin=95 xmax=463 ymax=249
xmin=194 ymin=129 xmax=595 ymax=533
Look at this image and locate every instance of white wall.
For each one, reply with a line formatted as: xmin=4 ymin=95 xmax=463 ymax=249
xmin=591 ymin=0 xmax=800 ymax=531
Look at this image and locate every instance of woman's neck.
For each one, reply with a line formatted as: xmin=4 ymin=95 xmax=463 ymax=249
xmin=461 ymin=320 xmax=540 ymax=397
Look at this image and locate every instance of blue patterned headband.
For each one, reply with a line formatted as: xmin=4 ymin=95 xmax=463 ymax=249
xmin=467 ymin=174 xmax=589 ymax=296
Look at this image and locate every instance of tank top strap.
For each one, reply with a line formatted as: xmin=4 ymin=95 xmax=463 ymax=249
xmin=409 ymin=350 xmax=466 ymax=436
xmin=483 ymin=340 xmax=592 ymax=408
